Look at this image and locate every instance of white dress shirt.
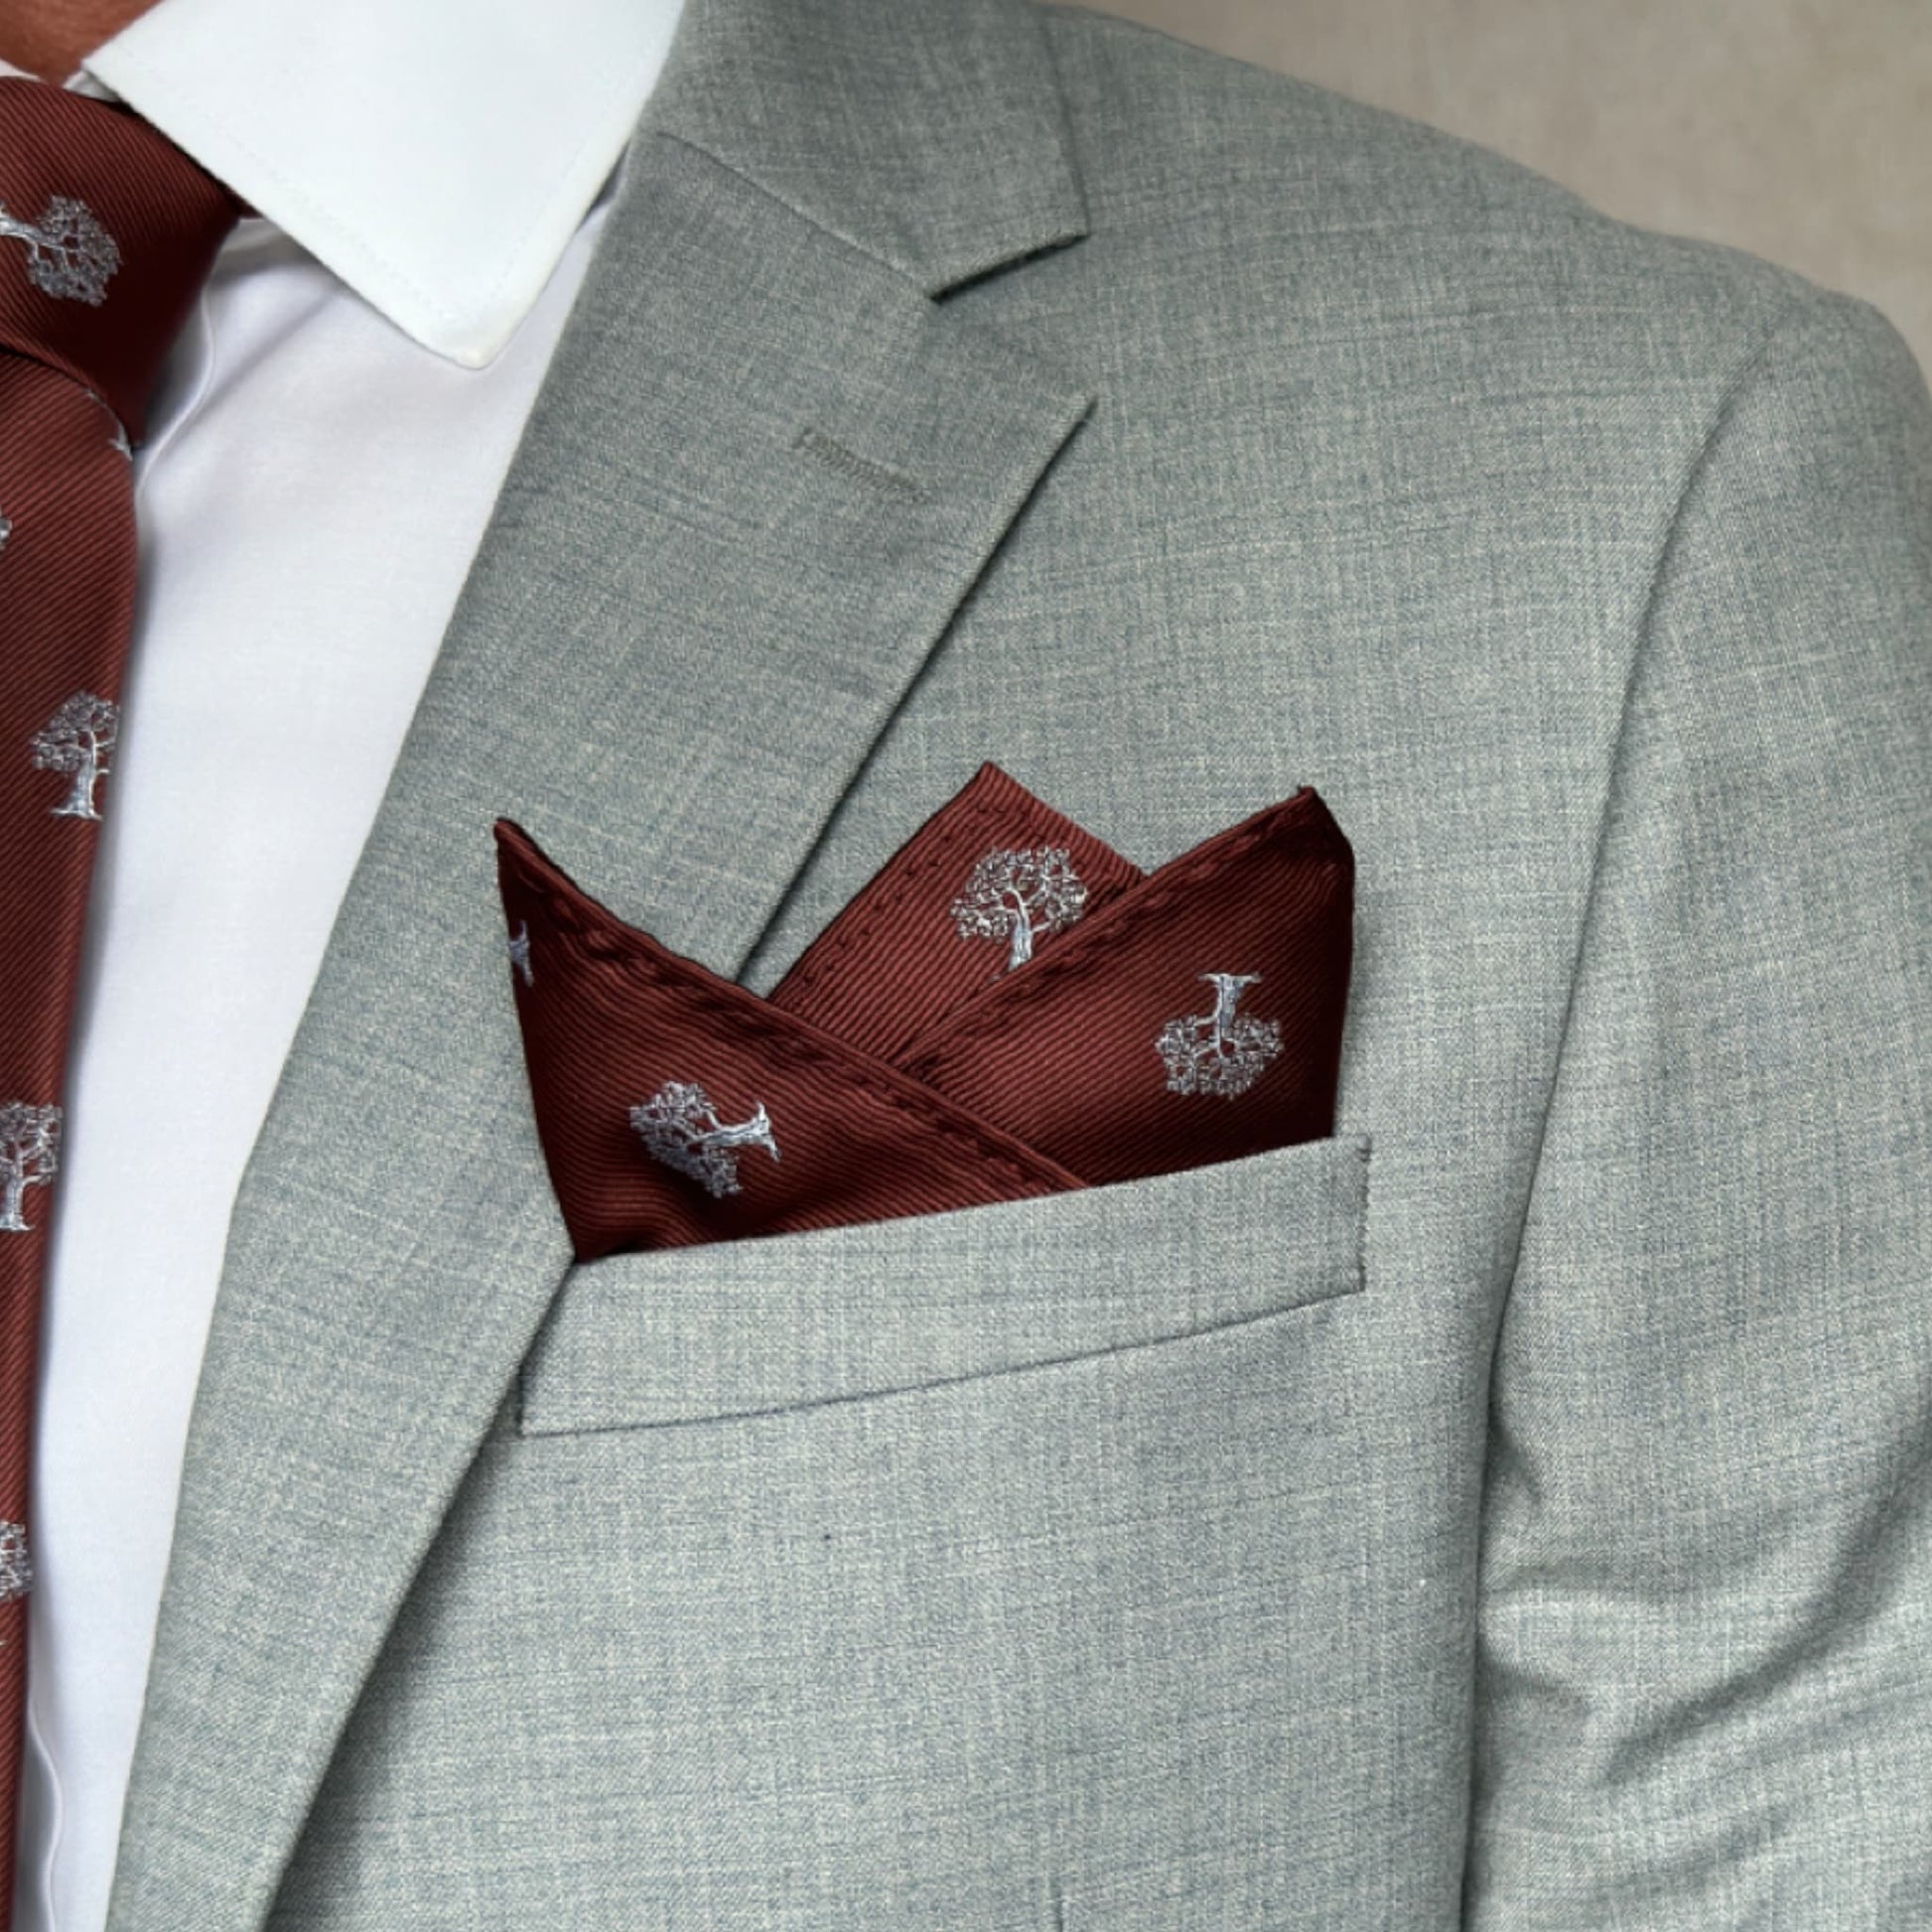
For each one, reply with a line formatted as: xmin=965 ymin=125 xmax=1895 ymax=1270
xmin=4 ymin=1 xmax=686 ymax=1925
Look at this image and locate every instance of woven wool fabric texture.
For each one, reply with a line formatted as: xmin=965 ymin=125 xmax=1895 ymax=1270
xmin=102 ymin=0 xmax=1930 ymax=1926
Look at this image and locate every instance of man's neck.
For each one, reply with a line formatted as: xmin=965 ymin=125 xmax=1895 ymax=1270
xmin=0 ymin=0 xmax=158 ymax=80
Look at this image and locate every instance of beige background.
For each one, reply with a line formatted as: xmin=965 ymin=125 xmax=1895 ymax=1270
xmin=1092 ymin=0 xmax=1932 ymax=378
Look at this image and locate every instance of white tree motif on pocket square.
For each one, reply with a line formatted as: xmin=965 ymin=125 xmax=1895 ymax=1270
xmin=1156 ymin=973 xmax=1282 ymax=1097
xmin=630 ymin=1081 xmax=781 ymax=1198
xmin=949 ymin=845 xmax=1087 ymax=972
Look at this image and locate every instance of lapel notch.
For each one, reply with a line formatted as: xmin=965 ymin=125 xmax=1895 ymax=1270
xmin=647 ymin=0 xmax=1089 ymax=295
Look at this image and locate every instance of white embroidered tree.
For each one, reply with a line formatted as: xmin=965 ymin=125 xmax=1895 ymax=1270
xmin=1156 ymin=972 xmax=1282 ymax=1097
xmin=0 ymin=1104 xmax=61 ymax=1234
xmin=0 ymin=196 xmax=120 ymax=305
xmin=949 ymin=845 xmax=1088 ymax=973
xmin=0 ymin=1521 xmax=31 ymax=1603
xmin=630 ymin=1080 xmax=779 ymax=1198
xmin=507 ymin=921 xmax=534 ymax=987
xmin=31 ymin=692 xmax=119 ymax=819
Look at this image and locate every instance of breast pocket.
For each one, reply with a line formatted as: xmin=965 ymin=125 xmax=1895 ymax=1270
xmin=517 ymin=1131 xmax=1371 ymax=1436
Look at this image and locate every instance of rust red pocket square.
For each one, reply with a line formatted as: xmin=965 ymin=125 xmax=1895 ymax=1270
xmin=495 ymin=763 xmax=1352 ymax=1260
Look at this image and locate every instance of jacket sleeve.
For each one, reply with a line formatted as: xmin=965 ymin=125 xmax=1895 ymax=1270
xmin=1464 ymin=285 xmax=1932 ymax=1925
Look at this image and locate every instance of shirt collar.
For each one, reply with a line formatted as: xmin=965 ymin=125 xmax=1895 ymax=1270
xmin=75 ymin=0 xmax=686 ymax=366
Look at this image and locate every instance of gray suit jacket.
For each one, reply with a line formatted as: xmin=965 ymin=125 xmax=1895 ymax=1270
xmin=103 ymin=0 xmax=1932 ymax=1924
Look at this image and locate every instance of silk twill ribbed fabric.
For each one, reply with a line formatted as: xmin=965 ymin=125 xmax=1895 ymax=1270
xmin=0 ymin=78 xmax=237 ymax=1918
xmin=496 ymin=764 xmax=1353 ymax=1257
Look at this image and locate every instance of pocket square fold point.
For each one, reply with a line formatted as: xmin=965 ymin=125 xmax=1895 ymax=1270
xmin=494 ymin=762 xmax=1352 ymax=1257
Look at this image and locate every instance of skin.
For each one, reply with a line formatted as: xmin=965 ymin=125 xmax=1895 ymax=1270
xmin=0 ymin=0 xmax=158 ymax=78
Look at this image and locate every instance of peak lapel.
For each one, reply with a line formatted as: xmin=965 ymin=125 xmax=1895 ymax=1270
xmin=653 ymin=0 xmax=1087 ymax=293
xmin=106 ymin=3 xmax=1091 ymax=1925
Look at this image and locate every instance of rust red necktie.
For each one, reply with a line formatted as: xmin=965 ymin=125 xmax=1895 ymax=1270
xmin=0 ymin=79 xmax=238 ymax=1911
xmin=498 ymin=764 xmax=1353 ymax=1259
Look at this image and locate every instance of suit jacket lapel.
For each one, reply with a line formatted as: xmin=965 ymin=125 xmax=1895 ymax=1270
xmin=106 ymin=2 xmax=1090 ymax=1925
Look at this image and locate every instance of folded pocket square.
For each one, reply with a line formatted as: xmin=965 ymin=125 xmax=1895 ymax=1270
xmin=496 ymin=764 xmax=1352 ymax=1260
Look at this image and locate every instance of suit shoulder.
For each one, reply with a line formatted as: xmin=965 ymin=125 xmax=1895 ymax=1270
xmin=1035 ymin=2 xmax=1837 ymax=337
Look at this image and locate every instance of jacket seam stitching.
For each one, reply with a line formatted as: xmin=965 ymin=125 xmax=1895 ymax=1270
xmin=1460 ymin=282 xmax=1821 ymax=1915
xmin=1492 ymin=285 xmax=1816 ymax=1325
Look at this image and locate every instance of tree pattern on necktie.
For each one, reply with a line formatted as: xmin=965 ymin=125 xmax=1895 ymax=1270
xmin=30 ymin=690 xmax=119 ymax=818
xmin=0 ymin=1106 xmax=60 ymax=1234
xmin=0 ymin=75 xmax=240 ymax=1915
xmin=0 ymin=193 xmax=120 ymax=304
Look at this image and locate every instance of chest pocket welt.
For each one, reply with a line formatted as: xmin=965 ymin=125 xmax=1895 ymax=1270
xmin=516 ymin=1131 xmax=1371 ymax=1436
